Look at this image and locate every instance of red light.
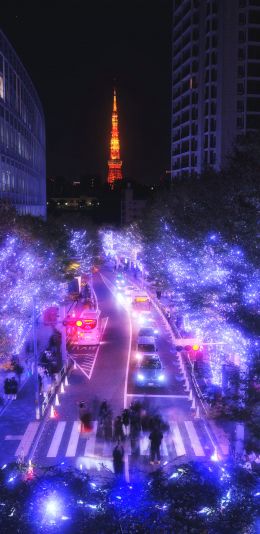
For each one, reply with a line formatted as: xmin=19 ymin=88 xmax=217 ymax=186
xmin=192 ymin=344 xmax=200 ymax=351
xmin=76 ymin=320 xmax=83 ymax=327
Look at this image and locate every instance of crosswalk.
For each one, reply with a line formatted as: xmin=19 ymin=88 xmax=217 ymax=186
xmin=30 ymin=418 xmax=215 ymax=462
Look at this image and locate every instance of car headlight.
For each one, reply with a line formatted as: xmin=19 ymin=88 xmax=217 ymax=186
xmin=136 ymin=352 xmax=142 ymax=360
xmin=154 ymin=329 xmax=159 ymax=334
xmin=158 ymin=374 xmax=165 ymax=381
xmin=137 ymin=373 xmax=144 ymax=381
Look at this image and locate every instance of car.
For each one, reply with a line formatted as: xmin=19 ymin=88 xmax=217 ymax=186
xmin=138 ymin=327 xmax=159 ymax=338
xmin=136 ymin=336 xmax=157 ymax=360
xmin=135 ymin=354 xmax=166 ymax=387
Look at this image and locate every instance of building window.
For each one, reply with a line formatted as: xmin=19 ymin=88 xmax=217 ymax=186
xmin=239 ymin=13 xmax=246 ymax=24
xmin=237 ymin=100 xmax=244 ymax=112
xmin=238 ymin=65 xmax=245 ymax=77
xmin=237 ymin=116 xmax=244 ymax=128
xmin=239 ymin=30 xmax=246 ymax=42
xmin=238 ymin=48 xmax=245 ymax=60
xmin=210 ymin=151 xmax=216 ymax=164
xmin=237 ymin=82 xmax=245 ymax=94
xmin=212 ymin=69 xmax=217 ymax=82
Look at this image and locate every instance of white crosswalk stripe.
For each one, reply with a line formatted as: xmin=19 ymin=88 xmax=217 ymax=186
xmin=47 ymin=422 xmax=66 ymax=457
xmin=140 ymin=434 xmax=150 ymax=456
xmin=171 ymin=421 xmax=186 ymax=457
xmin=38 ymin=419 xmax=211 ymax=460
xmin=66 ymin=421 xmax=80 ymax=457
xmin=184 ymin=421 xmax=205 ymax=457
xmin=84 ymin=421 xmax=98 ymax=456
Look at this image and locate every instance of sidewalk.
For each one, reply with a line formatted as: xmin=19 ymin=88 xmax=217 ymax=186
xmin=0 ymin=323 xmax=54 ymax=413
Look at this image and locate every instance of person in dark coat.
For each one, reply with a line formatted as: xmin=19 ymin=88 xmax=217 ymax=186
xmin=122 ymin=408 xmax=130 ymax=436
xmin=149 ymin=427 xmax=163 ymax=464
xmin=78 ymin=401 xmax=92 ymax=433
xmin=113 ymin=416 xmax=125 ymax=442
xmin=113 ymin=441 xmax=124 ymax=475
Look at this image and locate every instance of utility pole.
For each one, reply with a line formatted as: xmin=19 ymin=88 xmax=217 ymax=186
xmin=33 ymin=296 xmax=41 ymax=420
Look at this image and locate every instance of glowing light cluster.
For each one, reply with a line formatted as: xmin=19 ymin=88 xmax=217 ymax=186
xmin=101 ymin=224 xmax=259 ymax=385
xmin=69 ymin=229 xmax=93 ymax=275
xmin=0 ymin=231 xmax=66 ymax=360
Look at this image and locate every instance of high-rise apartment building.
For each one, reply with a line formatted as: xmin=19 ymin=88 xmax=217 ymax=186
xmin=0 ymin=30 xmax=46 ymax=216
xmin=171 ymin=0 xmax=260 ymax=177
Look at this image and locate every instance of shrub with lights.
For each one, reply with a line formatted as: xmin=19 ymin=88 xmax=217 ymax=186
xmin=0 ymin=460 xmax=258 ymax=533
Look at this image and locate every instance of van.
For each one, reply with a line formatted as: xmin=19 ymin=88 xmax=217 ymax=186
xmin=136 ymin=335 xmax=157 ymax=360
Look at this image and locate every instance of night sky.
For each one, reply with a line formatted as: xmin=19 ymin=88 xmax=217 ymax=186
xmin=1 ymin=0 xmax=172 ymax=185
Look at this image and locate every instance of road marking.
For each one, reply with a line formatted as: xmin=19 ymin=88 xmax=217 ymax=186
xmin=124 ymin=306 xmax=132 ymax=410
xmin=100 ymin=272 xmax=132 ymax=410
xmin=5 ymin=435 xmax=23 ymax=440
xmin=161 ymin=438 xmax=168 ymax=457
xmin=140 ymin=434 xmax=150 ymax=455
xmin=126 ymin=393 xmax=189 ymax=399
xmin=184 ymin=421 xmax=205 ymax=456
xmin=65 ymin=421 xmax=80 ymax=457
xmin=47 ymin=422 xmax=66 ymax=457
xmin=84 ymin=421 xmax=98 ymax=456
xmin=89 ymin=317 xmax=109 ymax=379
xmin=15 ymin=422 xmax=40 ymax=458
xmin=125 ymin=454 xmax=129 ymax=482
xmin=171 ymin=422 xmax=186 ymax=457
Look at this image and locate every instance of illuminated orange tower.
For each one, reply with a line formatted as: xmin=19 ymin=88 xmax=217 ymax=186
xmin=107 ymin=88 xmax=123 ymax=187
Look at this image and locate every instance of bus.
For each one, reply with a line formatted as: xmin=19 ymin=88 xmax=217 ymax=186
xmin=65 ymin=305 xmax=101 ymax=346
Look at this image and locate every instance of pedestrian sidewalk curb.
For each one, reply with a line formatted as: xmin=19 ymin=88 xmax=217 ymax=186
xmin=28 ymin=358 xmax=73 ymax=462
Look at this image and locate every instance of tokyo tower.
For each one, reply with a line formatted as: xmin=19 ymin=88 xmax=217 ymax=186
xmin=107 ymin=88 xmax=123 ymax=187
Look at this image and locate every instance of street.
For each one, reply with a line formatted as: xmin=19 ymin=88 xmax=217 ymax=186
xmin=0 ymin=268 xmax=225 ymax=482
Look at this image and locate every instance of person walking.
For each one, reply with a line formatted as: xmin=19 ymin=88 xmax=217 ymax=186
xmin=149 ymin=427 xmax=163 ymax=465
xmin=99 ymin=400 xmax=110 ymax=424
xmin=122 ymin=408 xmax=130 ymax=437
xmin=78 ymin=401 xmax=92 ymax=434
xmin=113 ymin=415 xmax=125 ymax=442
xmin=113 ymin=441 xmax=125 ymax=476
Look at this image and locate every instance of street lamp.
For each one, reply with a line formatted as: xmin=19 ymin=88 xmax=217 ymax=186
xmin=32 ymin=296 xmax=41 ymax=420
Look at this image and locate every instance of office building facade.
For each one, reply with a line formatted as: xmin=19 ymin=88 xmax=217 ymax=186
xmin=0 ymin=30 xmax=46 ymax=216
xmin=171 ymin=0 xmax=260 ymax=177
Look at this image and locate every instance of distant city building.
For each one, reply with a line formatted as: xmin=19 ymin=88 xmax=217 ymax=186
xmin=49 ymin=195 xmax=99 ymax=211
xmin=107 ymin=89 xmax=123 ymax=187
xmin=0 ymin=30 xmax=46 ymax=216
xmin=171 ymin=0 xmax=260 ymax=177
xmin=121 ymin=183 xmax=146 ymax=225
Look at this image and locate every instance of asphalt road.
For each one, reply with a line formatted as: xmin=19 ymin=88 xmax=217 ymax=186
xmin=1 ymin=269 xmax=225 ymax=480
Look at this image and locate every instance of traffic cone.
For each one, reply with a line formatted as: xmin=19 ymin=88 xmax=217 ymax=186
xmin=189 ymin=390 xmax=193 ymax=401
xmin=55 ymin=393 xmax=60 ymax=406
xmin=50 ymin=405 xmax=55 ymax=418
xmin=60 ymin=382 xmax=65 ymax=394
xmin=184 ymin=377 xmax=190 ymax=391
xmin=73 ymin=360 xmax=77 ymax=370
xmin=191 ymin=397 xmax=196 ymax=410
xmin=195 ymin=405 xmax=200 ymax=419
xmin=65 ymin=375 xmax=69 ymax=387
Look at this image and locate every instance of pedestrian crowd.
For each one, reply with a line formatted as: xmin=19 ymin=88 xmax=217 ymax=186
xmin=77 ymin=398 xmax=169 ymax=474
